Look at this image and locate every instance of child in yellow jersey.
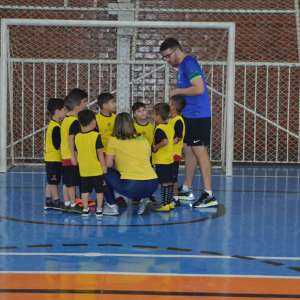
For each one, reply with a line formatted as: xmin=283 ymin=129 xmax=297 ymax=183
xmin=75 ymin=110 xmax=107 ymax=217
xmin=44 ymin=98 xmax=67 ymax=210
xmin=151 ymin=103 xmax=175 ymax=212
xmin=168 ymin=95 xmax=186 ymax=207
xmin=61 ymin=88 xmax=88 ymax=214
xmin=95 ymin=93 xmax=117 ymax=154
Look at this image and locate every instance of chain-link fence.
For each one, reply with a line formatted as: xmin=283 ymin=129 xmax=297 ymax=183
xmin=1 ymin=0 xmax=300 ymax=169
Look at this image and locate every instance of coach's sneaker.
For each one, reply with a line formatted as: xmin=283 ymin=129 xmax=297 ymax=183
xmin=192 ymin=192 xmax=218 ymax=208
xmin=95 ymin=208 xmax=103 ymax=217
xmin=82 ymin=208 xmax=91 ymax=217
xmin=132 ymin=199 xmax=140 ymax=205
xmin=168 ymin=202 xmax=175 ymax=210
xmin=103 ymin=204 xmax=119 ymax=215
xmin=138 ymin=198 xmax=152 ymax=215
xmin=68 ymin=204 xmax=83 ymax=214
xmin=149 ymin=195 xmax=158 ymax=205
xmin=44 ymin=201 xmax=54 ymax=210
xmin=178 ymin=185 xmax=195 ymax=200
xmin=152 ymin=204 xmax=170 ymax=212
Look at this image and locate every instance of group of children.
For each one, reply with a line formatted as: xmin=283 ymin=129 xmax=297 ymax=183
xmin=44 ymin=88 xmax=187 ymax=216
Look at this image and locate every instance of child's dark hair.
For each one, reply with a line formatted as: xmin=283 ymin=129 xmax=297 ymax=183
xmin=160 ymin=38 xmax=182 ymax=52
xmin=153 ymin=103 xmax=170 ymax=121
xmin=65 ymin=88 xmax=87 ymax=111
xmin=78 ymin=109 xmax=95 ymax=127
xmin=97 ymin=92 xmax=115 ymax=109
xmin=47 ymin=98 xmax=65 ymax=116
xmin=132 ymin=101 xmax=146 ymax=113
xmin=170 ymin=95 xmax=186 ymax=113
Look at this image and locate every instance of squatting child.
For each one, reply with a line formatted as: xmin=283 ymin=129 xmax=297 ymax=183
xmin=61 ymin=88 xmax=88 ymax=214
xmin=168 ymin=95 xmax=186 ymax=207
xmin=44 ymin=98 xmax=67 ymax=210
xmin=75 ymin=109 xmax=107 ymax=217
xmin=151 ymin=103 xmax=175 ymax=212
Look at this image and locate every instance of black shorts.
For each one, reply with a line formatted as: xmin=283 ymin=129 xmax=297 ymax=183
xmin=156 ymin=163 xmax=174 ymax=184
xmin=63 ymin=166 xmax=81 ymax=187
xmin=45 ymin=161 xmax=62 ymax=185
xmin=173 ymin=161 xmax=180 ymax=183
xmin=183 ymin=116 xmax=211 ymax=146
xmin=81 ymin=175 xmax=107 ymax=194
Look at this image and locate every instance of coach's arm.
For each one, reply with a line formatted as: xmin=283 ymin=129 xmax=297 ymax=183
xmin=169 ymin=77 xmax=205 ymax=97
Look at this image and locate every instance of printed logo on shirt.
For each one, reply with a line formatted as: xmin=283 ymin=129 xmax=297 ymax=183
xmin=142 ymin=131 xmax=146 ymax=137
xmin=107 ymin=123 xmax=111 ymax=128
xmin=177 ymin=70 xmax=181 ymax=83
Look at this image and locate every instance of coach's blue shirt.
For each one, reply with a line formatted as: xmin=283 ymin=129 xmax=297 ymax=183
xmin=177 ymin=56 xmax=211 ymax=118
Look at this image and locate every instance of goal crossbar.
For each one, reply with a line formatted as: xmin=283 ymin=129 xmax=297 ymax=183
xmin=0 ymin=19 xmax=236 ymax=176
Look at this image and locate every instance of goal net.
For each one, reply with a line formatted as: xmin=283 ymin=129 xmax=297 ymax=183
xmin=0 ymin=19 xmax=235 ymax=175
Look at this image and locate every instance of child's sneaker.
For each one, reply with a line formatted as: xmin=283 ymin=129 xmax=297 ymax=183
xmin=44 ymin=201 xmax=54 ymax=210
xmin=82 ymin=208 xmax=91 ymax=217
xmin=168 ymin=202 xmax=175 ymax=210
xmin=132 ymin=199 xmax=140 ymax=205
xmin=152 ymin=204 xmax=170 ymax=212
xmin=116 ymin=196 xmax=127 ymax=207
xmin=53 ymin=201 xmax=65 ymax=211
xmin=95 ymin=208 xmax=103 ymax=217
xmin=173 ymin=198 xmax=181 ymax=207
xmin=61 ymin=203 xmax=70 ymax=213
xmin=76 ymin=197 xmax=96 ymax=207
xmin=68 ymin=204 xmax=84 ymax=214
xmin=149 ymin=195 xmax=158 ymax=205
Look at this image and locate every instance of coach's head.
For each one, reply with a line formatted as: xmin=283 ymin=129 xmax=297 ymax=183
xmin=160 ymin=38 xmax=184 ymax=68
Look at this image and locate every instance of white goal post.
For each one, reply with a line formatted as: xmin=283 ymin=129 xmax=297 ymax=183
xmin=0 ymin=19 xmax=235 ymax=176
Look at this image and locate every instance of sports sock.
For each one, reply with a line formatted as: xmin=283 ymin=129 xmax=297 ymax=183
xmin=65 ymin=201 xmax=70 ymax=206
xmin=54 ymin=199 xmax=60 ymax=203
xmin=167 ymin=185 xmax=173 ymax=204
xmin=71 ymin=203 xmax=76 ymax=207
xmin=173 ymin=196 xmax=179 ymax=200
xmin=205 ymin=190 xmax=212 ymax=196
xmin=161 ymin=186 xmax=168 ymax=206
xmin=46 ymin=197 xmax=52 ymax=203
xmin=170 ymin=185 xmax=174 ymax=202
xmin=182 ymin=184 xmax=191 ymax=191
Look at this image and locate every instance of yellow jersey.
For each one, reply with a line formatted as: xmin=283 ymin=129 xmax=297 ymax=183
xmin=95 ymin=112 xmax=116 ymax=153
xmin=106 ymin=136 xmax=157 ymax=180
xmin=134 ymin=122 xmax=155 ymax=146
xmin=168 ymin=115 xmax=185 ymax=157
xmin=75 ymin=131 xmax=104 ymax=177
xmin=44 ymin=120 xmax=62 ymax=162
xmin=61 ymin=115 xmax=79 ymax=159
xmin=152 ymin=123 xmax=174 ymax=165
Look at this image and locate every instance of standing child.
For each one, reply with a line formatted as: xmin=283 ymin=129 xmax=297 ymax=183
xmin=130 ymin=101 xmax=157 ymax=205
xmin=75 ymin=109 xmax=107 ymax=217
xmin=44 ymin=98 xmax=67 ymax=210
xmin=151 ymin=103 xmax=175 ymax=212
xmin=168 ymin=95 xmax=186 ymax=207
xmin=61 ymin=88 xmax=88 ymax=214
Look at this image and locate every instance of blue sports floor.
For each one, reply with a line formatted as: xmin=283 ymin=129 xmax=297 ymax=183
xmin=0 ymin=166 xmax=300 ymax=299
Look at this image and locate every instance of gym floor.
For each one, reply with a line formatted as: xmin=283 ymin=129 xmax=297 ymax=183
xmin=0 ymin=166 xmax=299 ymax=299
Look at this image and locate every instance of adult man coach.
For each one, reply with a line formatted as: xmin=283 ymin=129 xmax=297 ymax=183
xmin=160 ymin=38 xmax=218 ymax=208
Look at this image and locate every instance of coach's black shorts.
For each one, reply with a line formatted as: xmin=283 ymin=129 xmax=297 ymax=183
xmin=63 ymin=166 xmax=81 ymax=187
xmin=173 ymin=161 xmax=180 ymax=183
xmin=156 ymin=163 xmax=174 ymax=184
xmin=183 ymin=116 xmax=211 ymax=146
xmin=45 ymin=161 xmax=62 ymax=185
xmin=81 ymin=175 xmax=107 ymax=194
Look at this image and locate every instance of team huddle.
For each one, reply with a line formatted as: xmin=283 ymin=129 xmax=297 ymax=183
xmin=44 ymin=89 xmax=189 ymax=216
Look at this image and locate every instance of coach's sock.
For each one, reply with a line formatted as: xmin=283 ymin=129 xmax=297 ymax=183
xmin=65 ymin=201 xmax=70 ymax=206
xmin=205 ymin=190 xmax=212 ymax=196
xmin=182 ymin=185 xmax=191 ymax=191
xmin=46 ymin=197 xmax=52 ymax=204
xmin=161 ymin=186 xmax=168 ymax=206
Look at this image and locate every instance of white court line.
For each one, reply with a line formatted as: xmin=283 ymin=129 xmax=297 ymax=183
xmin=0 ymin=252 xmax=300 ymax=260
xmin=0 ymin=271 xmax=299 ymax=279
